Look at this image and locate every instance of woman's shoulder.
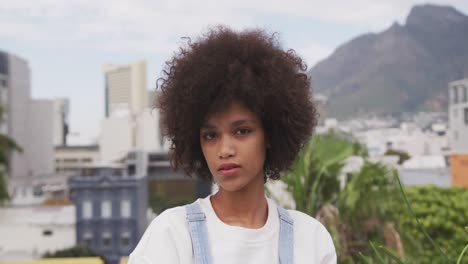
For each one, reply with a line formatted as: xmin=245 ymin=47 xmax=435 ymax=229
xmin=148 ymin=204 xmax=189 ymax=231
xmin=286 ymin=209 xmax=324 ymax=230
xmin=285 ymin=209 xmax=337 ymax=261
xmin=286 ymin=209 xmax=331 ymax=237
xmin=129 ymin=203 xmax=194 ymax=263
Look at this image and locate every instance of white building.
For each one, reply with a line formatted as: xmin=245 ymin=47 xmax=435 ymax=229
xmin=100 ymin=61 xmax=168 ymax=164
xmin=99 ymin=109 xmax=168 ymax=164
xmin=354 ymin=122 xmax=448 ymax=157
xmin=54 ymin=145 xmax=100 ymax=175
xmin=28 ymin=100 xmax=55 ymax=177
xmin=103 ymin=61 xmax=148 ymax=118
xmin=0 ymin=51 xmax=69 ymax=181
xmin=99 ymin=115 xmax=134 ymax=164
xmin=0 ymin=205 xmax=76 ymax=261
xmin=0 ymin=50 xmax=31 ymax=180
xmin=449 ymin=78 xmax=468 ymax=153
xmin=0 ymin=51 xmax=71 ymax=207
xmin=448 ymin=78 xmax=468 ymax=187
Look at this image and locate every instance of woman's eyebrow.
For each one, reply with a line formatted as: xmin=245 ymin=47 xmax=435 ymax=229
xmin=201 ymin=119 xmax=257 ymax=129
xmin=201 ymin=123 xmax=216 ymax=129
xmin=231 ymin=119 xmax=256 ymax=127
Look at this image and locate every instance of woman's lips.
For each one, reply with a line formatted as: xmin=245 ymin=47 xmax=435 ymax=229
xmin=219 ymin=167 xmax=240 ymax=176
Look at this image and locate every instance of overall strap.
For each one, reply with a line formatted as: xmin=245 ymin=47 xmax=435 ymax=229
xmin=277 ymin=206 xmax=294 ymax=264
xmin=186 ymin=201 xmax=213 ymax=264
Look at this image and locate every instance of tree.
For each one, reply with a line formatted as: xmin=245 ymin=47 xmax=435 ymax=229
xmin=282 ymin=130 xmax=404 ymax=263
xmin=384 ymin=149 xmax=411 ymax=165
xmin=282 ymin=130 xmax=366 ymax=216
xmin=0 ymin=105 xmax=22 ymax=204
xmin=337 ymin=161 xmax=403 ymax=261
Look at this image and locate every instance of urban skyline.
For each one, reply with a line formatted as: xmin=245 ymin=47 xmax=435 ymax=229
xmin=1 ymin=0 xmax=467 ymax=144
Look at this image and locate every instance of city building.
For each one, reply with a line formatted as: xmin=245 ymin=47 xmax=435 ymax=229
xmin=0 ymin=50 xmax=31 ymax=181
xmin=8 ymin=97 xmax=69 ymax=206
xmin=0 ymin=205 xmax=76 ymax=261
xmin=354 ymin=122 xmax=448 ymax=157
xmin=69 ymin=167 xmax=147 ymax=264
xmin=103 ymin=61 xmax=148 ymax=118
xmin=0 ymin=51 xmax=69 ymax=198
xmin=99 ymin=108 xmax=168 ymax=164
xmin=448 ymin=78 xmax=468 ymax=187
xmin=100 ymin=61 xmax=168 ymax=164
xmin=54 ymin=145 xmax=100 ymax=175
xmin=28 ymin=99 xmax=56 ymax=177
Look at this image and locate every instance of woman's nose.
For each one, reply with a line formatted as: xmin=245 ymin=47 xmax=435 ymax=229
xmin=218 ymin=135 xmax=236 ymax=159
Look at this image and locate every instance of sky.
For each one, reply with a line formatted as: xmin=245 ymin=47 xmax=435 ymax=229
xmin=0 ymin=0 xmax=467 ymax=145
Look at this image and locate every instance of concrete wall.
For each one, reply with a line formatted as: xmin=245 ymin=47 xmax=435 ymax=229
xmin=7 ymin=53 xmax=31 ymax=179
xmin=99 ymin=116 xmax=133 ymax=164
xmin=449 ymin=78 xmax=468 ymax=153
xmin=28 ymin=100 xmax=55 ymax=176
xmin=0 ymin=205 xmax=76 ymax=261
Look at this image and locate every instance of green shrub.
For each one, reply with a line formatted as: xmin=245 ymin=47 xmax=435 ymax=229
xmin=397 ymin=186 xmax=468 ymax=263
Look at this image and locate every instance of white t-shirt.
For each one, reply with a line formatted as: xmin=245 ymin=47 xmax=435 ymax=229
xmin=129 ymin=196 xmax=336 ymax=264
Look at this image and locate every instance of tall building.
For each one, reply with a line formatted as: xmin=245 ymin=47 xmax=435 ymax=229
xmin=100 ymin=61 xmax=167 ymax=164
xmin=448 ymin=78 xmax=468 ymax=187
xmin=103 ymin=61 xmax=148 ymax=118
xmin=99 ymin=108 xmax=168 ymax=164
xmin=0 ymin=51 xmax=70 ymax=207
xmin=28 ymin=100 xmax=55 ymax=177
xmin=0 ymin=50 xmax=32 ymax=180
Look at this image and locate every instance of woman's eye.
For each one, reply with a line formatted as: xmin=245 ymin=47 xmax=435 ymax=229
xmin=202 ymin=132 xmax=216 ymax=140
xmin=236 ymin=128 xmax=251 ymax=135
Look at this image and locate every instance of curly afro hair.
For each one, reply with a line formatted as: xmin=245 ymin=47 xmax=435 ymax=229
xmin=157 ymin=26 xmax=318 ymax=182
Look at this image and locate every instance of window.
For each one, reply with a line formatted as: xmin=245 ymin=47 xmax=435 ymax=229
xmin=127 ymin=165 xmax=136 ymax=176
xmin=465 ymin=108 xmax=468 ymax=125
xmin=42 ymin=229 xmax=53 ymax=236
xmin=102 ymin=232 xmax=112 ymax=248
xmin=453 ymin=86 xmax=459 ymax=104
xmin=83 ymin=232 xmax=93 ymax=247
xmin=120 ymin=232 xmax=131 ymax=248
xmin=463 ymin=86 xmax=468 ymax=102
xmin=82 ymin=200 xmax=92 ymax=219
xmin=101 ymin=200 xmax=112 ymax=219
xmin=121 ymin=200 xmax=131 ymax=218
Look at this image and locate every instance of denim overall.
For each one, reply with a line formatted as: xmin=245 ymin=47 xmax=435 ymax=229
xmin=185 ymin=201 xmax=294 ymax=264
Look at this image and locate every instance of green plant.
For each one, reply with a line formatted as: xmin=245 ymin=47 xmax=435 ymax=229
xmin=368 ymin=180 xmax=468 ymax=264
xmin=43 ymin=245 xmax=107 ymax=263
xmin=282 ymin=130 xmax=362 ymax=216
xmin=282 ymin=131 xmax=404 ymax=263
xmin=0 ymin=105 xmax=22 ymax=204
xmin=384 ymin=149 xmax=411 ymax=165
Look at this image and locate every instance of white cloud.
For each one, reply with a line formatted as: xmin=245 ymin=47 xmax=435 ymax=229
xmin=300 ymin=44 xmax=334 ymax=68
xmin=1 ymin=0 xmax=466 ymax=54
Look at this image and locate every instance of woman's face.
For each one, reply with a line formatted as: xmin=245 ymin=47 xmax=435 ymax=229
xmin=200 ymin=101 xmax=266 ymax=193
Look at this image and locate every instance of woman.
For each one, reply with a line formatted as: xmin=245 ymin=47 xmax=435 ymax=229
xmin=129 ymin=26 xmax=336 ymax=264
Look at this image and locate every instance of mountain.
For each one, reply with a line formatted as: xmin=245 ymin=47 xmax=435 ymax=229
xmin=309 ymin=4 xmax=468 ymax=119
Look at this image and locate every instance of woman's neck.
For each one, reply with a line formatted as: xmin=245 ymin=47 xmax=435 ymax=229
xmin=210 ymin=184 xmax=268 ymax=229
